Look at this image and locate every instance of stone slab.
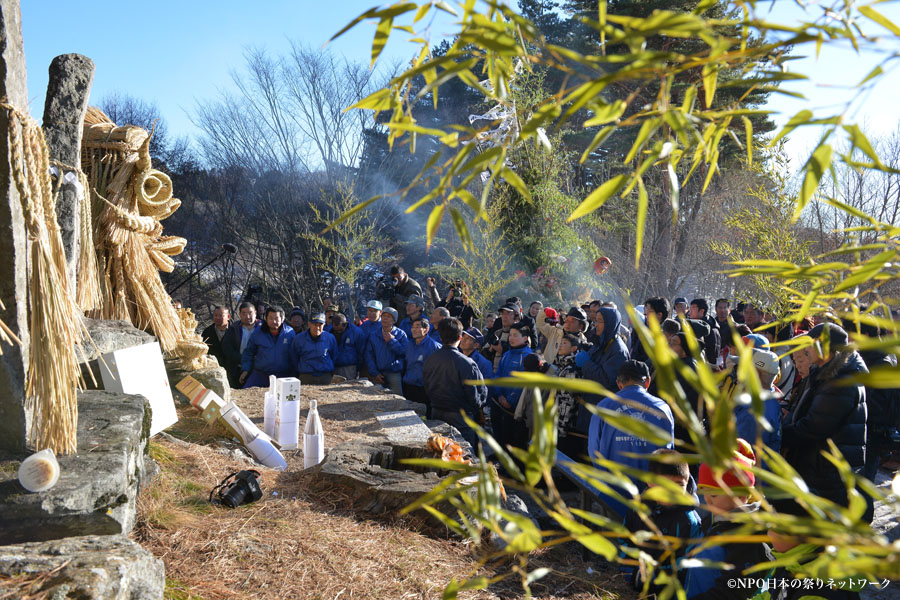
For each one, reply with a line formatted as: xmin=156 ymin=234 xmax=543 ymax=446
xmin=0 ymin=0 xmax=31 ymax=453
xmin=0 ymin=534 xmax=164 ymax=600
xmin=42 ymin=53 xmax=94 ymax=286
xmin=375 ymin=410 xmax=432 ymax=445
xmin=0 ymin=390 xmax=151 ymax=544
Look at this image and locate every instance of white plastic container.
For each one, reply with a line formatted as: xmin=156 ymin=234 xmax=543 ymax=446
xmin=303 ymin=400 xmax=325 ymax=469
xmin=263 ymin=375 xmax=277 ymax=437
xmin=231 ymin=416 xmax=287 ymax=470
xmin=18 ymin=448 xmax=60 ymax=492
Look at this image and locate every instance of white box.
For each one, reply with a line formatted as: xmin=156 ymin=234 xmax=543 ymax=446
xmin=99 ymin=342 xmax=177 ymax=437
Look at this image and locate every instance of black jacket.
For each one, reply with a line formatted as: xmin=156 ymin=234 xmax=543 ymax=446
xmin=781 ymin=351 xmax=868 ymax=502
xmin=858 ymin=349 xmax=900 ymax=440
xmin=702 ymin=315 xmax=721 ymax=365
xmin=221 ymin=321 xmax=258 ymax=386
xmin=423 ymin=346 xmax=488 ymax=417
xmin=201 ymin=323 xmax=227 ymax=367
xmin=390 ymin=276 xmax=423 ymax=312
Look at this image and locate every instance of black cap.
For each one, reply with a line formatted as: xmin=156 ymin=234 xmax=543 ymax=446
xmin=566 ymin=306 xmax=587 ymax=322
xmin=499 ymin=303 xmax=518 ymax=313
xmin=617 ymin=359 xmax=651 ymax=383
xmin=674 ymin=297 xmax=688 ymax=306
xmin=808 ymin=322 xmax=849 ymax=347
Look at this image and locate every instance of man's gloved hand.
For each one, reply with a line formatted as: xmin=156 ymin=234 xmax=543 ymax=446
xmin=574 ymin=350 xmax=590 ymax=369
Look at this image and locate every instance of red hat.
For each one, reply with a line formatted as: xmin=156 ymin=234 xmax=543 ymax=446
xmin=698 ymin=438 xmax=756 ymax=490
xmin=544 ymin=307 xmax=559 ymax=320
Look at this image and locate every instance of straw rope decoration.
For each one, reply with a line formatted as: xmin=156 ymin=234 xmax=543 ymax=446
xmin=80 ymin=108 xmax=206 ymax=367
xmin=4 ymin=104 xmax=84 ymax=454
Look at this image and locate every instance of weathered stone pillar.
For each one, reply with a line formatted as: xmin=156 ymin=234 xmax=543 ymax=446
xmin=0 ymin=0 xmax=30 ymax=453
xmin=42 ymin=53 xmax=94 ymax=290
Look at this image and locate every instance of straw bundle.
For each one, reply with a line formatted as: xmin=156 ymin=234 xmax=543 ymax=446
xmin=80 ymin=108 xmax=203 ymax=363
xmin=4 ymin=104 xmax=84 ymax=454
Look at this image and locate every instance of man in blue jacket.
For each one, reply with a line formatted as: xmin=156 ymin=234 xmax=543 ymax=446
xmin=331 ymin=313 xmax=367 ymax=380
xmin=398 ymin=295 xmax=426 ymax=339
xmin=460 ymin=327 xmax=494 ymax=379
xmin=240 ymin=305 xmax=295 ymax=388
xmin=291 ymin=312 xmax=337 ymax=385
xmin=366 ymin=306 xmax=408 ymax=394
xmin=423 ymin=317 xmax=488 ymax=449
xmin=403 ymin=317 xmax=441 ymax=417
xmin=588 ymin=360 xmax=675 ymax=518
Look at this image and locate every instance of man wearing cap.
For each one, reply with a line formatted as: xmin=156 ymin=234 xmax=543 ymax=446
xmin=423 ymin=317 xmax=488 ymax=449
xmin=324 ymin=304 xmax=340 ymax=329
xmin=782 ymin=323 xmax=869 ymax=517
xmin=460 ymin=327 xmax=494 ymax=380
xmin=587 ymin=360 xmax=675 ymax=518
xmin=537 ymin=306 xmax=588 ymax=364
xmin=291 ymin=313 xmax=337 ymax=385
xmin=365 ymin=306 xmax=408 ymax=394
xmin=403 ymin=317 xmax=442 ymax=417
xmin=399 ymin=295 xmax=426 ymax=339
xmin=331 ymin=313 xmax=367 ymax=380
xmin=672 ymin=297 xmax=688 ymax=318
xmin=485 ymin=303 xmax=520 ymax=370
xmin=361 ymin=300 xmax=383 ymax=337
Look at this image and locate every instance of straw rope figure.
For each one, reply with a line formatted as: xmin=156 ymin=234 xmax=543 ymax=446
xmin=80 ymin=107 xmax=208 ymax=369
xmin=4 ymin=103 xmax=85 ymax=455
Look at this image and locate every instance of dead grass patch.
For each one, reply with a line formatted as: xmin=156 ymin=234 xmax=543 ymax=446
xmin=135 ymin=384 xmax=632 ymax=600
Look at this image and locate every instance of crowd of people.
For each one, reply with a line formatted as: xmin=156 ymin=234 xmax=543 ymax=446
xmin=199 ymin=270 xmax=898 ymax=599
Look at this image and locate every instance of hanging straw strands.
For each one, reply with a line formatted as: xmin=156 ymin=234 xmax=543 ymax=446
xmin=80 ymin=108 xmax=205 ymax=366
xmin=73 ymin=167 xmax=101 ymax=312
xmin=4 ymin=103 xmax=84 ymax=455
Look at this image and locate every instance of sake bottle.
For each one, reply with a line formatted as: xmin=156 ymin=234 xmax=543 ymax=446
xmin=303 ymin=400 xmax=324 ymax=469
xmin=263 ymin=375 xmax=277 ymax=437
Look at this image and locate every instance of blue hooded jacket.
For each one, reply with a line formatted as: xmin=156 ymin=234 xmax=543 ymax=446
xmin=735 ymin=393 xmax=782 ymax=452
xmin=582 ymin=306 xmax=630 ymax=391
xmin=332 ymin=323 xmax=368 ymax=369
xmin=366 ymin=326 xmax=409 ymax=375
xmin=241 ymin=324 xmax=295 ymax=376
xmin=494 ymin=345 xmax=533 ymax=409
xmin=291 ymin=329 xmax=338 ymax=376
xmin=587 ymin=384 xmax=675 ymax=517
xmin=403 ymin=335 xmax=442 ymax=386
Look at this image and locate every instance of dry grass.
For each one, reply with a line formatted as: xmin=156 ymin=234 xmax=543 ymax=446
xmin=134 ymin=384 xmax=632 ymax=600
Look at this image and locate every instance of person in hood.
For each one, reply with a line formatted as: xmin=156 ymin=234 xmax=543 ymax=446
xmin=690 ymin=298 xmax=721 ymax=365
xmin=587 ymin=360 xmax=674 ymax=518
xmin=403 ymin=317 xmax=441 ymax=417
xmin=578 ymin=306 xmax=631 ymax=422
xmin=291 ymin=312 xmax=337 ymax=385
xmin=240 ymin=305 xmax=295 ymax=388
xmin=365 ymin=306 xmax=408 ymax=394
xmin=330 ymin=312 xmax=367 ymax=380
xmin=685 ymin=440 xmax=776 ymax=599
xmin=782 ymin=323 xmax=870 ymax=520
xmin=491 ymin=322 xmax=533 ymax=451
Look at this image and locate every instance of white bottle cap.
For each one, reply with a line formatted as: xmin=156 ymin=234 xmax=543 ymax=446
xmin=18 ymin=448 xmax=60 ymax=493
xmin=309 ymin=400 xmax=317 ymax=411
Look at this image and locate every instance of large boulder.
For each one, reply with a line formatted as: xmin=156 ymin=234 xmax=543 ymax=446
xmin=0 ymin=390 xmax=150 ymax=544
xmin=80 ymin=317 xmax=156 ymax=363
xmin=0 ymin=534 xmax=164 ymax=600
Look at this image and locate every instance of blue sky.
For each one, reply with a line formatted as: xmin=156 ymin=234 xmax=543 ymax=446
xmin=21 ymin=1 xmax=900 ymax=166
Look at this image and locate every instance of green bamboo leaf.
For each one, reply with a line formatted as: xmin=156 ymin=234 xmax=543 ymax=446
xmin=348 ymin=88 xmax=395 ymax=112
xmin=371 ymin=16 xmax=394 ymax=67
xmin=858 ymin=64 xmax=884 ymax=86
xmin=770 ymin=109 xmax=813 ymax=146
xmin=625 ymin=118 xmax=661 ymax=163
xmin=583 ymin=100 xmax=626 ymax=127
xmin=579 ymin=125 xmax=615 ymax=164
xmin=742 ymin=116 xmax=753 ymax=166
xmin=702 ymin=62 xmax=718 ymax=107
xmin=635 ymin=176 xmax=648 ymax=269
xmin=448 ymin=207 xmax=474 ymax=252
xmin=583 ymin=405 xmax=673 ymax=446
xmin=426 ymin=203 xmax=445 ymax=250
xmin=843 ymin=124 xmax=883 ymax=167
xmin=793 ymin=144 xmax=832 ymax=220
xmin=320 ymin=196 xmax=381 ymax=233
xmin=832 ymin=250 xmax=898 ymax=292
xmin=859 ymin=5 xmax=900 ymax=36
xmin=413 ymin=3 xmax=430 ymax=23
xmin=330 ymin=2 xmax=417 ymax=44
xmin=500 ymin=167 xmax=531 ymax=201
xmin=567 ymin=174 xmax=629 ymax=222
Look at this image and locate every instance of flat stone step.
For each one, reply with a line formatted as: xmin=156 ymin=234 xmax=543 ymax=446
xmin=375 ymin=410 xmax=432 ymax=445
xmin=0 ymin=534 xmax=164 ymax=599
xmin=0 ymin=390 xmax=150 ymax=544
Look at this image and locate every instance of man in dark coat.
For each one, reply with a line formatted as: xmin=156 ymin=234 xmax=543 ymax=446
xmin=689 ymin=298 xmax=721 ymax=365
xmin=389 ymin=265 xmax=423 ymax=312
xmin=781 ymin=323 xmax=869 ymax=518
xmin=221 ymin=302 xmax=260 ymax=388
xmin=201 ymin=305 xmax=230 ymax=367
xmin=423 ymin=317 xmax=488 ymax=449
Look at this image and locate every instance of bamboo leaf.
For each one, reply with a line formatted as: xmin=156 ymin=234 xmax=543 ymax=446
xmin=567 ymin=174 xmax=629 ymax=222
xmin=449 ymin=207 xmax=474 ymax=251
xmin=320 ymin=196 xmax=381 ymax=233
xmin=635 ymin=176 xmax=648 ymax=269
xmin=742 ymin=116 xmax=753 ymax=166
xmin=770 ymin=109 xmax=813 ymax=147
xmin=625 ymin=118 xmax=661 ymax=163
xmin=583 ymin=100 xmax=626 ymax=127
xmin=372 ymin=16 xmax=394 ymax=67
xmin=426 ymin=203 xmax=445 ymax=250
xmin=702 ymin=63 xmax=718 ymax=107
xmin=500 ymin=167 xmax=531 ymax=201
xmin=794 ymin=143 xmax=833 ymax=220
xmin=583 ymin=405 xmax=674 ymax=447
xmin=859 ymin=5 xmax=900 ymax=36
